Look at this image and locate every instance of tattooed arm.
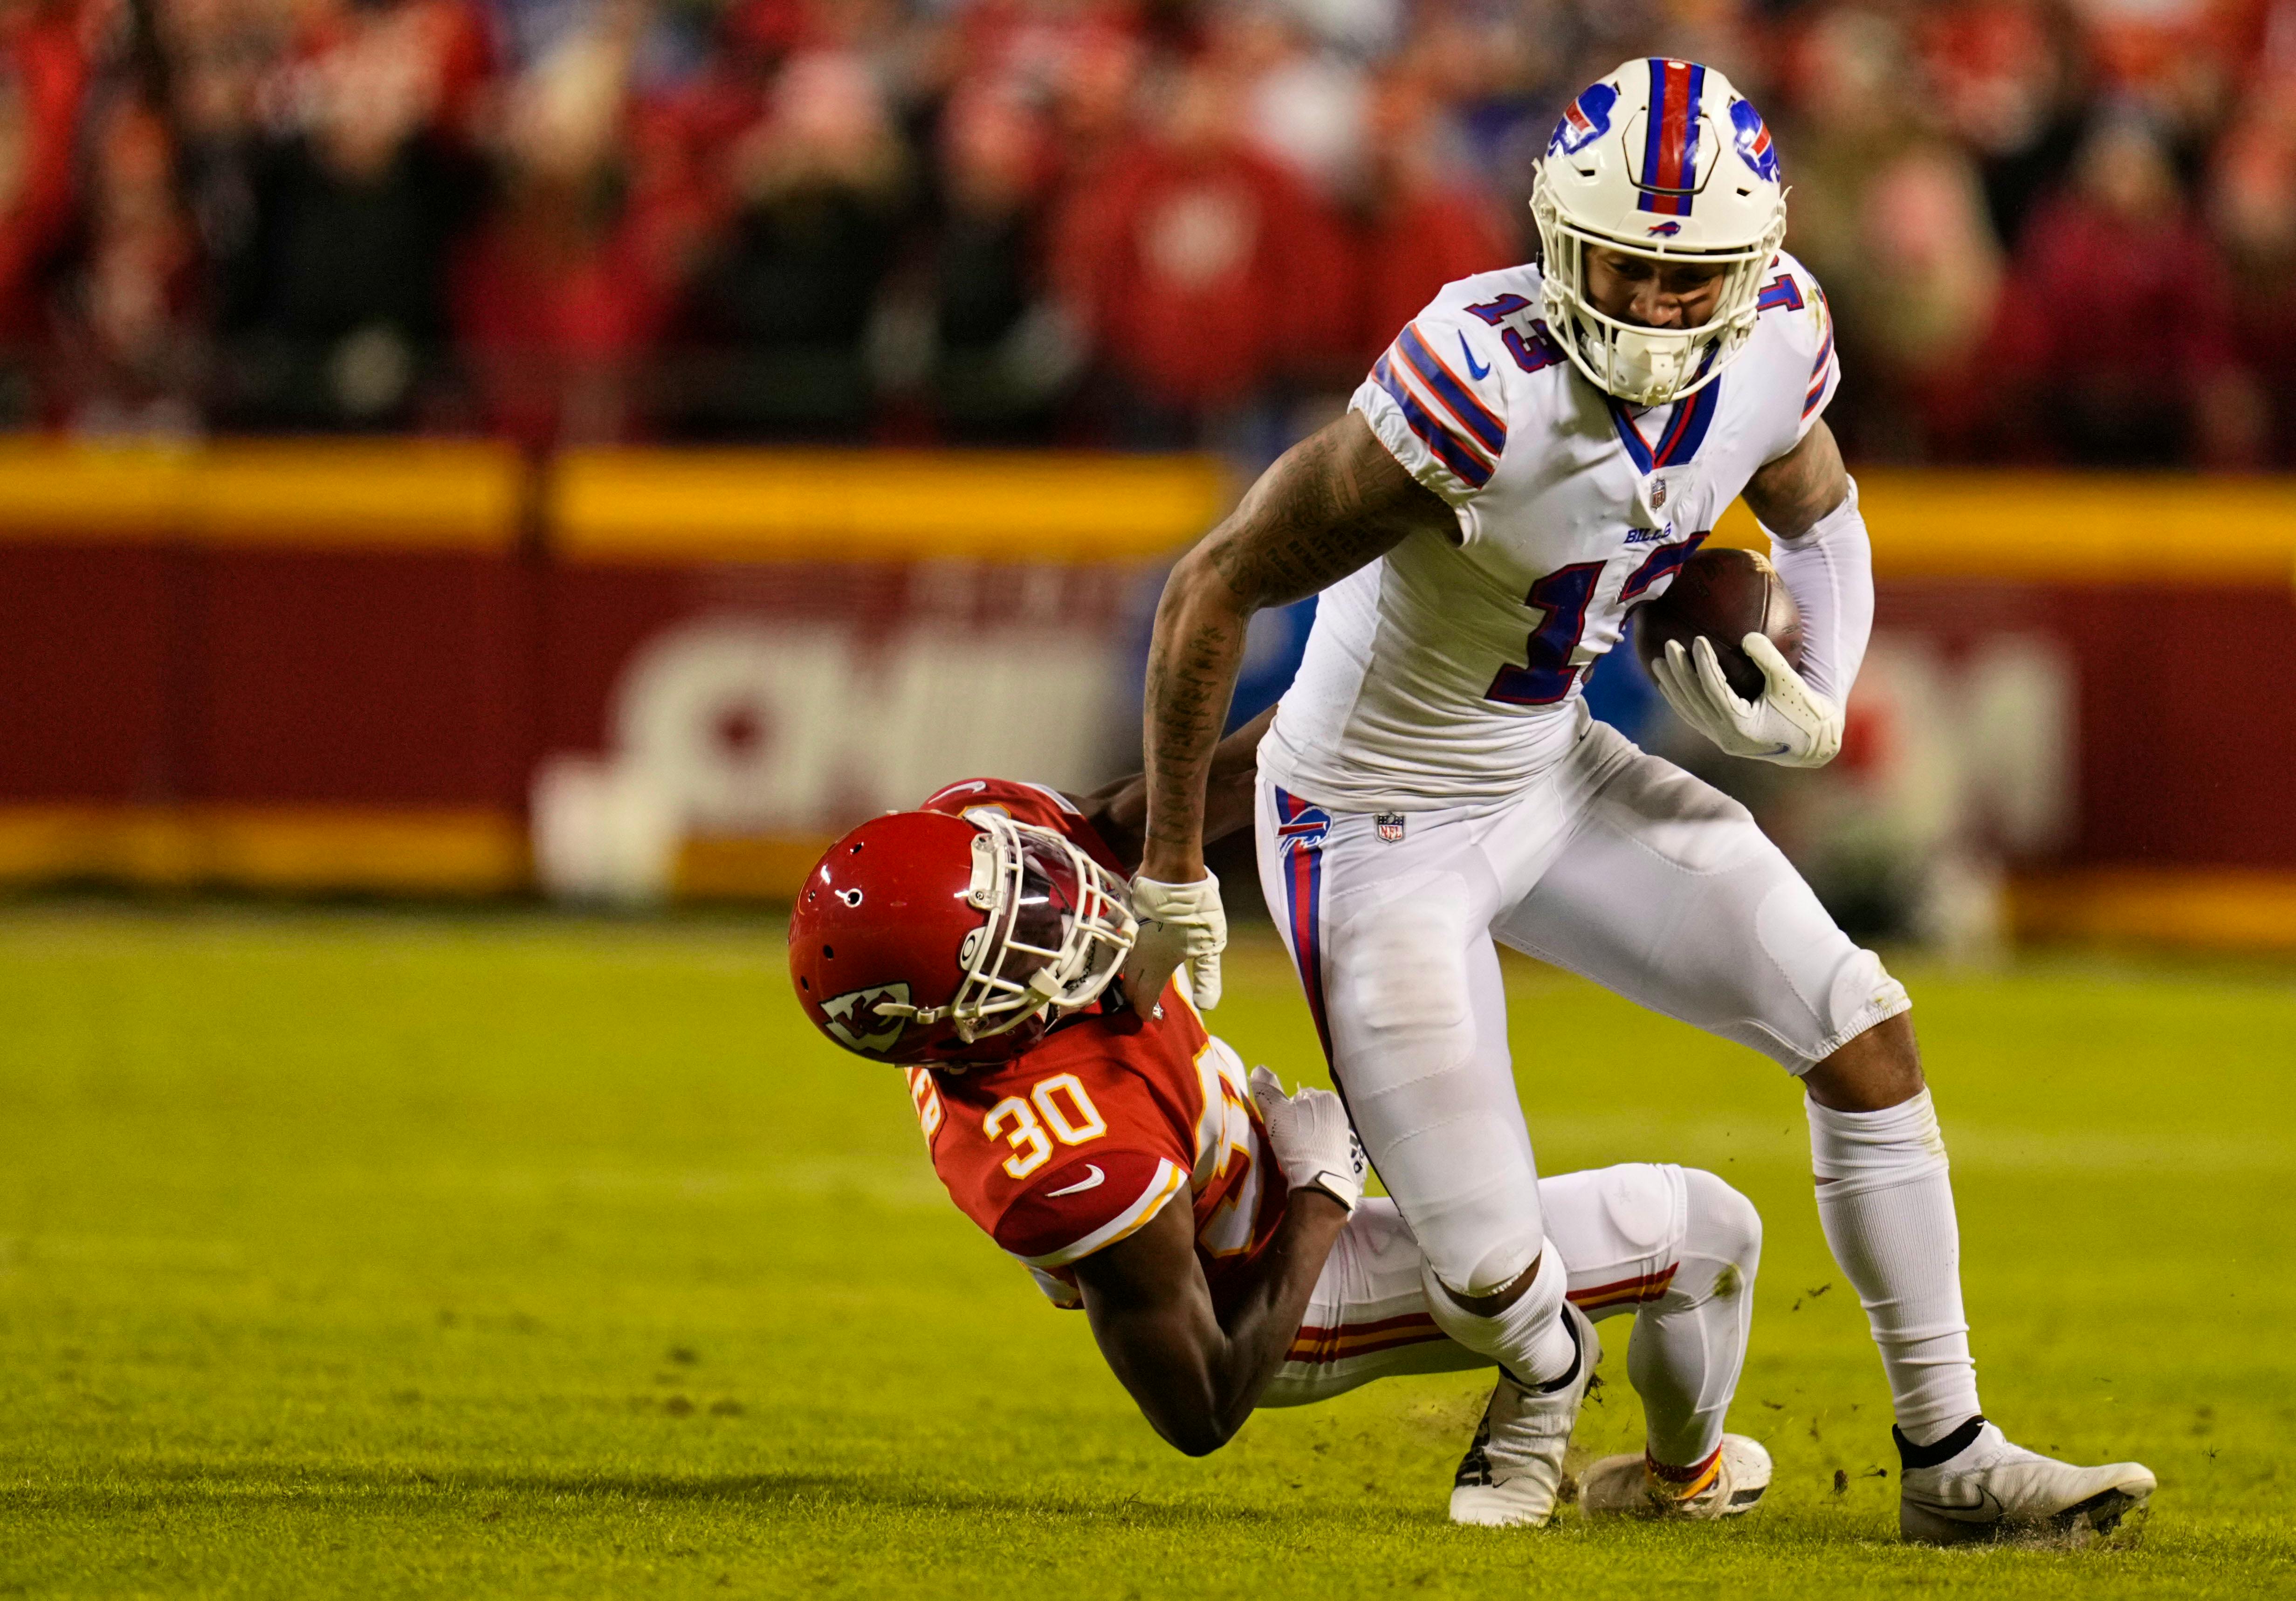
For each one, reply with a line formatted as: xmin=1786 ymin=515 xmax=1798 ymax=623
xmin=1117 ymin=412 xmax=1454 ymax=1000
xmin=1741 ymin=417 xmax=1849 ymax=536
xmin=1077 ymin=706 xmax=1274 ymax=877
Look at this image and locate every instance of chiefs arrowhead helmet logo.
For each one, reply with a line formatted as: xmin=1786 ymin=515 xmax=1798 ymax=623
xmin=821 ymin=983 xmax=912 ymax=1055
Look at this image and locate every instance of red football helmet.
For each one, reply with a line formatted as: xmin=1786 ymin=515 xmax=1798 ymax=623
xmin=789 ymin=805 xmax=1137 ymax=1066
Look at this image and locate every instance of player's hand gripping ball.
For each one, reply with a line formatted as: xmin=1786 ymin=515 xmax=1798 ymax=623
xmin=1248 ymin=1066 xmax=1366 ymax=1213
xmin=1637 ymin=546 xmax=1842 ymax=768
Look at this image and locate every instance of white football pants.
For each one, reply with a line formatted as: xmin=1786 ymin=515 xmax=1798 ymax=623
xmin=1262 ymin=1164 xmax=1761 ymax=1471
xmin=1256 ymin=713 xmax=1908 ymax=1303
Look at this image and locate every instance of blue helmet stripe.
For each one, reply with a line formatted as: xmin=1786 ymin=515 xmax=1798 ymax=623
xmin=1681 ymin=62 xmax=1705 ymax=206
xmin=1640 ymin=59 xmax=1667 ymax=192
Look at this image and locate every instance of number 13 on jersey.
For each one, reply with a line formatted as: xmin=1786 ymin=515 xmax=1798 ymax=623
xmin=1484 ymin=533 xmax=1706 ymax=706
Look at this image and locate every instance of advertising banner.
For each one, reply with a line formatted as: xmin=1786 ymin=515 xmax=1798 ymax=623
xmin=529 ymin=451 xmax=1227 ymax=900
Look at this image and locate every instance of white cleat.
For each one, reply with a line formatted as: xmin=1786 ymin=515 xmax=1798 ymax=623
xmin=1580 ymin=1434 xmax=1774 ymax=1519
xmin=1897 ymin=1418 xmax=2155 ymax=1545
xmin=1449 ymin=1301 xmax=1600 ymax=1528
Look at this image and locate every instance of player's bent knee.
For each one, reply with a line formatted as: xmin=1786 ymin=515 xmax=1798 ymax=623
xmin=1807 ymin=1010 xmax=1924 ymax=1109
xmin=1681 ymin=1167 xmax=1762 ymax=1282
xmin=1426 ymin=1227 xmax=1546 ymax=1305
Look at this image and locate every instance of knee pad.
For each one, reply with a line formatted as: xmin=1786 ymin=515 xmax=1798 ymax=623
xmin=1419 ymin=1237 xmax=1575 ymax=1384
xmin=1679 ymin=1168 xmax=1762 ymax=1286
xmin=1423 ymin=1224 xmax=1545 ymax=1302
xmin=1328 ymin=870 xmax=1475 ymax=1043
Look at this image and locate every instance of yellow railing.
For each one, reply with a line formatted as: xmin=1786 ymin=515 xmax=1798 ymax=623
xmin=0 ymin=438 xmax=2290 ymax=585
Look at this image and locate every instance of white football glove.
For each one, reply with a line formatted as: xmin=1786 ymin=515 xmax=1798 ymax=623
xmin=1122 ymin=871 xmax=1226 ymax=1010
xmin=1650 ymin=632 xmax=1843 ymax=769
xmin=1248 ymin=1066 xmax=1366 ymax=1213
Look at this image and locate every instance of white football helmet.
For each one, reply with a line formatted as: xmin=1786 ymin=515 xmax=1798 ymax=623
xmin=1531 ymin=58 xmax=1790 ymax=407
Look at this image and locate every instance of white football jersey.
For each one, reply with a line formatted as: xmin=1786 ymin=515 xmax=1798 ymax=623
xmin=1260 ymin=252 xmax=1839 ymax=809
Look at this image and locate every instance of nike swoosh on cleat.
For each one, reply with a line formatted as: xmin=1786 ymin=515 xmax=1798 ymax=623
xmin=1905 ymin=1484 xmax=2006 ymax=1520
xmin=1045 ymin=1165 xmax=1105 ymax=1197
xmin=1458 ymin=334 xmax=1491 ymax=381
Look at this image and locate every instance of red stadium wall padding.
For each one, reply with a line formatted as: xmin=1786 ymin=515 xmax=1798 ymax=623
xmin=0 ymin=543 xmax=174 ymax=802
xmin=0 ymin=440 xmax=2291 ymax=940
xmin=189 ymin=550 xmax=534 ymax=811
xmin=0 ymin=440 xmax=531 ymax=892
xmin=1870 ymin=582 xmax=2296 ymax=871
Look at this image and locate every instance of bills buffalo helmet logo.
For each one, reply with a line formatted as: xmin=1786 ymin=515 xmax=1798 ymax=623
xmin=1548 ymin=81 xmax=1620 ymax=158
xmin=821 ymin=982 xmax=911 ymax=1054
xmin=1729 ymin=97 xmax=1780 ymax=183
xmin=1646 ymin=220 xmax=1683 ymax=237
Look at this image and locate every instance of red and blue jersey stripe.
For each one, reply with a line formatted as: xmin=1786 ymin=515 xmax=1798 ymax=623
xmin=1637 ymin=58 xmax=1705 ymax=216
xmin=1369 ymin=319 xmax=1508 ymax=490
xmin=1396 ymin=324 xmax=1506 ymax=455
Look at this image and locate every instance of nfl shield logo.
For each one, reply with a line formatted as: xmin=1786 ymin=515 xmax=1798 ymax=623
xmin=1375 ymin=813 xmax=1406 ymax=844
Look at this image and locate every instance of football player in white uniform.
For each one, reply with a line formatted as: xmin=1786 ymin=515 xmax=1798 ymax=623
xmin=1124 ymin=58 xmax=2154 ymax=1542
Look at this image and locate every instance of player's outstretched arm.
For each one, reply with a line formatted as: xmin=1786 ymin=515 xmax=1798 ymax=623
xmin=1127 ymin=412 xmax=1453 ymax=1005
xmin=1076 ymin=706 xmax=1274 ymax=877
xmin=1072 ymin=1180 xmax=1349 ymax=1457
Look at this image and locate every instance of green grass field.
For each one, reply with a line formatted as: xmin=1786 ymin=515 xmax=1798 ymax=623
xmin=2 ymin=907 xmax=2292 ymax=1598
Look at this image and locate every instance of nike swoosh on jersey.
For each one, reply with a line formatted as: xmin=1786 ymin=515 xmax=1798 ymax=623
xmin=1045 ymin=1165 xmax=1106 ymax=1197
xmin=1458 ymin=333 xmax=1492 ymax=380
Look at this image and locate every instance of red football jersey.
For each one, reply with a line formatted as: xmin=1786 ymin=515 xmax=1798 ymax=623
xmin=905 ymin=778 xmax=1291 ymax=1307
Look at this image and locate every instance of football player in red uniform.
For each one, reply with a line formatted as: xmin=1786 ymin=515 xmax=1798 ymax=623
xmin=788 ymin=738 xmax=1774 ymax=1523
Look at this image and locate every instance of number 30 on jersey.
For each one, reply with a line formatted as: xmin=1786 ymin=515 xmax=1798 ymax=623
xmin=982 ymin=1075 xmax=1109 ymax=1179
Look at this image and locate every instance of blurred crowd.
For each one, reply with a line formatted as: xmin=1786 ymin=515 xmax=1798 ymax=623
xmin=4 ymin=0 xmax=2296 ymax=464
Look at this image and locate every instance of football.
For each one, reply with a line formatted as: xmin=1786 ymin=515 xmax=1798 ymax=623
xmin=1635 ymin=544 xmax=1805 ymax=701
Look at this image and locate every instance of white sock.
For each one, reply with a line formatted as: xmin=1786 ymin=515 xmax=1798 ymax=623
xmin=1630 ymin=1168 xmax=1762 ymax=1470
xmin=1808 ymin=1089 xmax=1981 ymax=1444
xmin=1421 ymin=1241 xmax=1577 ymax=1388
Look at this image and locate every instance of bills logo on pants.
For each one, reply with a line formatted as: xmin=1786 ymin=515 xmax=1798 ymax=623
xmin=1272 ymin=789 xmax=1333 ymax=1058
